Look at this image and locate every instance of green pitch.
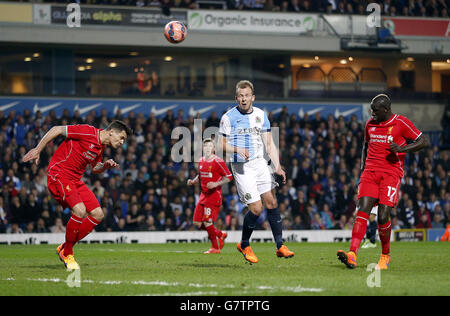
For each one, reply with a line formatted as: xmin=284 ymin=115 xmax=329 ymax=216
xmin=0 ymin=242 xmax=448 ymax=296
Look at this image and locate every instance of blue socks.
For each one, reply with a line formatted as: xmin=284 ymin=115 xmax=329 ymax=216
xmin=367 ymin=220 xmax=377 ymax=243
xmin=267 ymin=208 xmax=283 ymax=249
xmin=241 ymin=211 xmax=259 ymax=249
xmin=241 ymin=207 xmax=284 ymax=250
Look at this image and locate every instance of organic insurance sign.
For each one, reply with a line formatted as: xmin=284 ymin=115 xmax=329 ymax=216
xmin=188 ymin=10 xmax=317 ymax=34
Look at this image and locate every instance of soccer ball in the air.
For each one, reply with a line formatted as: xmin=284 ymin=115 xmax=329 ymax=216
xmin=164 ymin=21 xmax=187 ymax=44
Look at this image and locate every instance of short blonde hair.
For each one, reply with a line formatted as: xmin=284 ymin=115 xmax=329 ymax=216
xmin=235 ymin=80 xmax=254 ymax=96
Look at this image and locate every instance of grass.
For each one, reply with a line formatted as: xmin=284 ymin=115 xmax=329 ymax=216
xmin=0 ymin=242 xmax=448 ymax=296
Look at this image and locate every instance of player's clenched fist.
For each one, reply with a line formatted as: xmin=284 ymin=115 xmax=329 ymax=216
xmin=236 ymin=147 xmax=250 ymax=160
xmin=275 ymin=167 xmax=286 ymax=185
xmin=103 ymin=159 xmax=119 ymax=169
xmin=187 ymin=176 xmax=199 ymax=186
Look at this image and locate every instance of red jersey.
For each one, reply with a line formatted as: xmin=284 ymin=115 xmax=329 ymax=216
xmin=47 ymin=125 xmax=105 ymax=181
xmin=198 ymin=155 xmax=233 ymax=206
xmin=364 ymin=114 xmax=422 ymax=178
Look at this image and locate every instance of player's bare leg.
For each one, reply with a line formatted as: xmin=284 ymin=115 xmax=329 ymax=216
xmin=261 ymin=189 xmax=294 ymax=258
xmin=375 ymin=204 xmax=392 ymax=270
xmin=337 ymin=196 xmax=377 ymax=268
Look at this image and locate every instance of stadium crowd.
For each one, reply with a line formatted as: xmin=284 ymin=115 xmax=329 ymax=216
xmin=12 ymin=0 xmax=450 ymax=18
xmin=0 ymin=106 xmax=449 ymax=234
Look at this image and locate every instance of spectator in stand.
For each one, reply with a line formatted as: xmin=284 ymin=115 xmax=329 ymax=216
xmin=51 ymin=218 xmax=66 ymax=233
xmin=178 ymin=0 xmax=199 ymax=9
xmin=36 ymin=218 xmax=50 ymax=233
xmin=148 ymin=0 xmax=162 ymax=7
xmin=6 ymin=223 xmax=23 ymax=234
xmin=292 ymin=214 xmax=307 ymax=229
xmin=288 ymin=0 xmax=301 ymax=12
xmin=335 ymin=214 xmax=350 ymax=230
xmin=416 ymin=206 xmax=432 ymax=228
xmin=311 ymin=213 xmax=325 ymax=230
xmin=0 ymin=1 xmax=447 ymax=20
xmin=0 ymin=104 xmax=447 ymax=235
xmin=431 ymin=213 xmax=444 ymax=228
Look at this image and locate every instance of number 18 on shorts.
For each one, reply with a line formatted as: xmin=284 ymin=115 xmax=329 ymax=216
xmin=193 ymin=203 xmax=220 ymax=223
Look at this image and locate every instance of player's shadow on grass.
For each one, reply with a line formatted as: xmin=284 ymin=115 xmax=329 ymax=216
xmin=179 ymin=263 xmax=242 ymax=269
xmin=25 ymin=264 xmax=65 ymax=271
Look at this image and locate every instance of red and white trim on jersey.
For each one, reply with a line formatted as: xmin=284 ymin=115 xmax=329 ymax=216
xmin=364 ymin=113 xmax=422 ymax=178
xmin=396 ymin=116 xmax=422 ymax=141
xmin=67 ymin=126 xmax=101 ymax=145
xmin=48 ymin=139 xmax=73 ymax=177
xmin=213 ymin=156 xmax=233 ymax=179
xmin=385 ymin=114 xmax=397 ymax=125
xmin=47 ymin=124 xmax=105 ymax=182
xmin=202 ymin=155 xmax=233 ymax=180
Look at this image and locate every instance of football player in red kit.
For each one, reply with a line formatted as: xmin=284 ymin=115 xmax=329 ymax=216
xmin=23 ymin=121 xmax=131 ymax=270
xmin=187 ymin=138 xmax=233 ymax=254
xmin=337 ymin=94 xmax=428 ymax=270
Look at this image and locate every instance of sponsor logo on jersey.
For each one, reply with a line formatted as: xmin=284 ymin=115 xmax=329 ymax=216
xmin=83 ymin=150 xmax=97 ymax=160
xmin=237 ymin=127 xmax=261 ymax=135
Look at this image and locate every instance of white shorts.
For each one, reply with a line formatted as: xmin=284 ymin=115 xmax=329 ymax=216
xmin=370 ymin=205 xmax=378 ymax=216
xmin=231 ymin=157 xmax=277 ymax=205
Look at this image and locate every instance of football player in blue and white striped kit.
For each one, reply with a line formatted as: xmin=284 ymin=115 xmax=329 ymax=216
xmin=218 ymin=80 xmax=294 ymax=263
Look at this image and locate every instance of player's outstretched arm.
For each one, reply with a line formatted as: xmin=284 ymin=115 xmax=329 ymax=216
xmin=22 ymin=125 xmax=66 ymax=165
xmin=389 ymin=135 xmax=429 ymax=153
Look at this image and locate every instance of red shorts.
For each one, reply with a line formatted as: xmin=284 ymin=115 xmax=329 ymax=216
xmin=193 ymin=203 xmax=220 ymax=223
xmin=357 ymin=170 xmax=401 ymax=207
xmin=47 ymin=176 xmax=100 ymax=212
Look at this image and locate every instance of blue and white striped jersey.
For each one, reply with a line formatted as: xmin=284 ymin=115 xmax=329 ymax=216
xmin=219 ymin=106 xmax=271 ymax=162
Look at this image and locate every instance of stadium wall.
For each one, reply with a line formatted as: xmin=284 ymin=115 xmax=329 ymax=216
xmin=1 ymin=4 xmax=449 ymax=54
xmin=0 ymin=230 xmax=355 ymax=244
xmin=0 ymin=229 xmax=446 ymax=245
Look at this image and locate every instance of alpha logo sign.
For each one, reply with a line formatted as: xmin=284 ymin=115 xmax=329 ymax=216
xmin=188 ymin=10 xmax=317 ymax=34
xmin=49 ymin=5 xmax=187 ymax=27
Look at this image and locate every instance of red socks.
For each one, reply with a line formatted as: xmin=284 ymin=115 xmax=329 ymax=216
xmin=76 ymin=216 xmax=100 ymax=243
xmin=214 ymin=227 xmax=223 ymax=238
xmin=349 ymin=211 xmax=369 ymax=255
xmin=349 ymin=211 xmax=391 ymax=255
xmin=205 ymin=225 xmax=219 ymax=249
xmin=63 ymin=215 xmax=100 ymax=256
xmin=378 ymin=221 xmax=391 ymax=255
xmin=64 ymin=215 xmax=83 ymax=256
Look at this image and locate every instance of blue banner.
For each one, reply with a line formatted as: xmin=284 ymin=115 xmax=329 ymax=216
xmin=0 ymin=97 xmax=363 ymax=121
xmin=427 ymin=228 xmax=446 ymax=242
